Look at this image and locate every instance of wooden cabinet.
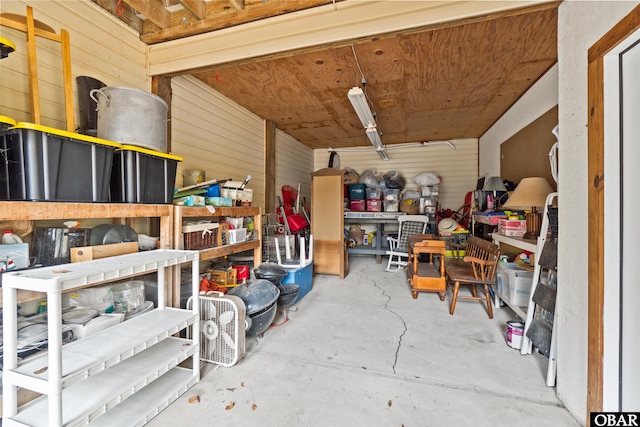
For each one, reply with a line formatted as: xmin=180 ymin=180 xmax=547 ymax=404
xmin=311 ymin=168 xmax=347 ymax=278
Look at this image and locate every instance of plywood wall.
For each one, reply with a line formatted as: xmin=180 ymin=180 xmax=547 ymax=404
xmin=500 ymin=106 xmax=558 ymax=189
xmin=313 ymin=139 xmax=478 ymax=211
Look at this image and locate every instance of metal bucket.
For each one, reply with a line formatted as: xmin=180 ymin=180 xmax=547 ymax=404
xmin=90 ymin=86 xmax=168 ymax=152
xmin=76 ymin=76 xmax=106 ymax=136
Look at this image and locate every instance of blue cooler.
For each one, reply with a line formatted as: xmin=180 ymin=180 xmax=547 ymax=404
xmin=281 ymin=263 xmax=313 ymax=304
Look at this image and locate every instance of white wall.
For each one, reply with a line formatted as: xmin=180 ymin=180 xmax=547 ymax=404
xmin=275 ymin=129 xmax=313 ymax=216
xmin=556 ymin=1 xmax=639 ymax=423
xmin=171 ymin=76 xmax=314 ymax=212
xmin=171 ymin=75 xmax=266 ymax=207
xmin=479 ymin=64 xmax=559 ymax=177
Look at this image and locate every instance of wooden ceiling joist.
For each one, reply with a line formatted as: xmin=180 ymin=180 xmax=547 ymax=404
xmin=124 ymin=0 xmax=171 ymax=29
xmin=228 ymin=0 xmax=245 ymax=11
xmin=179 ymin=0 xmax=207 ymax=19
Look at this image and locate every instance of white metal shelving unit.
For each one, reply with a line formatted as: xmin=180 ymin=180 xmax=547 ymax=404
xmin=2 ymin=249 xmax=201 ymax=427
xmin=490 ymin=233 xmax=537 ymax=319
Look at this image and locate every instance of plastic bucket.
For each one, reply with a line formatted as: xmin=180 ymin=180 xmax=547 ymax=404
xmin=506 ymin=321 xmax=524 ymax=349
xmin=111 ymin=280 xmax=145 ymax=314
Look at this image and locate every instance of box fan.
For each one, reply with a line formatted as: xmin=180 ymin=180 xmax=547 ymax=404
xmin=187 ymin=292 xmax=246 ymax=367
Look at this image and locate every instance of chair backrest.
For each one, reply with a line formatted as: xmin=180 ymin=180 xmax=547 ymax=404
xmin=464 ymin=236 xmax=501 ymax=281
xmin=397 ymin=215 xmax=430 ymax=251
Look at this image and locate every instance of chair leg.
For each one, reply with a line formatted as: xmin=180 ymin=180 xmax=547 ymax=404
xmin=386 ymin=254 xmax=394 ymax=271
xmin=484 ymin=284 xmax=494 ymax=319
xmin=386 ymin=254 xmax=403 ymax=272
xmin=449 ymin=281 xmax=460 ymax=315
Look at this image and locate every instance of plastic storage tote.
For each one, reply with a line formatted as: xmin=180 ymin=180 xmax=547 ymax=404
xmin=0 ymin=122 xmax=121 ymax=202
xmin=110 ymin=144 xmax=182 ymax=204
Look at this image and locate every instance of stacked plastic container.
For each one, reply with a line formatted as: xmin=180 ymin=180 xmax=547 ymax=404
xmin=383 ymin=189 xmax=400 ymax=212
xmin=366 ymin=188 xmax=382 ymax=212
xmin=348 ymin=183 xmax=366 ymax=211
xmin=0 ymin=119 xmax=120 ymax=202
xmin=0 ymin=118 xmax=182 ymax=204
xmin=420 ymin=184 xmax=439 ymax=221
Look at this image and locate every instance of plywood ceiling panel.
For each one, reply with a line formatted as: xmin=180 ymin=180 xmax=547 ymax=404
xmin=92 ymin=0 xmax=559 ymax=149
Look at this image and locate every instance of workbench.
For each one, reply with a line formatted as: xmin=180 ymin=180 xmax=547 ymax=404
xmin=343 ymin=211 xmax=408 ymax=263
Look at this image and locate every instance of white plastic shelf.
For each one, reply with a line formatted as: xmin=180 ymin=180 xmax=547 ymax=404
xmin=3 ymin=249 xmax=198 ymax=292
xmin=8 ymin=309 xmax=196 ymax=391
xmin=7 ymin=338 xmax=196 ymax=427
xmin=86 ymin=367 xmax=198 ymax=427
xmin=2 ymin=249 xmax=201 ymax=427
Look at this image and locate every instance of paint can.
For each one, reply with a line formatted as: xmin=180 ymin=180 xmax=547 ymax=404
xmin=506 ymin=321 xmax=524 ymax=349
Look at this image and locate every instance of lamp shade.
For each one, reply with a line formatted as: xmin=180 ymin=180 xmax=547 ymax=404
xmin=503 ymin=177 xmax=553 ymax=210
xmin=483 ymin=176 xmax=507 ymax=192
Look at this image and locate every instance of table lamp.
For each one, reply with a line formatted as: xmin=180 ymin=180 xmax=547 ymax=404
xmin=482 ymin=176 xmax=507 ymax=210
xmin=502 ymin=177 xmax=553 ymax=239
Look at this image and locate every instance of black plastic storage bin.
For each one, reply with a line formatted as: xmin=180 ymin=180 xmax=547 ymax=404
xmin=0 ymin=122 xmax=121 ymax=202
xmin=110 ymin=144 xmax=182 ymax=204
xmin=0 ymin=115 xmax=17 ymax=198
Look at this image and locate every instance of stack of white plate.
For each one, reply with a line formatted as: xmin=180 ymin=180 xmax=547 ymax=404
xmin=124 ymin=301 xmax=154 ymax=320
xmin=62 ymin=308 xmax=99 ymax=325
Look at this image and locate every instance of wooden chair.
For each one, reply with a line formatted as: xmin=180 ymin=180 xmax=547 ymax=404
xmin=385 ymin=215 xmax=430 ymax=272
xmin=444 ymin=236 xmax=501 ymax=318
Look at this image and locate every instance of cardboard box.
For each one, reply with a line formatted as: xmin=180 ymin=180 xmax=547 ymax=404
xmin=498 ymin=219 xmax=527 ymax=237
xmin=208 ymin=267 xmax=237 ymax=285
xmin=438 ymin=230 xmax=470 ymax=245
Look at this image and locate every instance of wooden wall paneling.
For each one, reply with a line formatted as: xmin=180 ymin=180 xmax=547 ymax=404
xmin=265 ymin=119 xmax=276 ymax=215
xmin=586 ymin=4 xmax=640 ymax=416
xmin=587 ymin=55 xmax=605 ymax=415
xmin=500 ymin=105 xmax=558 ymax=188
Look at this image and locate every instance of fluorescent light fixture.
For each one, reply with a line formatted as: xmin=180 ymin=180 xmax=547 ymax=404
xmin=365 ymin=126 xmax=383 ymax=149
xmin=348 ymin=87 xmax=376 ymax=128
xmin=377 ymin=149 xmax=390 ymax=160
xmin=348 ymin=86 xmax=389 ymax=160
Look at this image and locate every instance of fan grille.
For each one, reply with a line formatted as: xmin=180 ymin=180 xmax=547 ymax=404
xmin=190 ymin=294 xmax=246 ymax=367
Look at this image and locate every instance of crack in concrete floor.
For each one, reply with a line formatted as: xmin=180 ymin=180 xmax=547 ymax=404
xmin=370 ymin=273 xmax=407 ymax=375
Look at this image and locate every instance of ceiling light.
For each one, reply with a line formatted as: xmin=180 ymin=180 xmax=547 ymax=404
xmin=365 ymin=126 xmax=383 ymax=150
xmin=348 ymin=87 xmax=389 ymax=160
xmin=348 ymin=87 xmax=376 ymax=128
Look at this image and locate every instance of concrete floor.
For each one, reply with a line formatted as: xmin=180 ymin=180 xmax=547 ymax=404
xmin=148 ymin=256 xmax=581 ymax=427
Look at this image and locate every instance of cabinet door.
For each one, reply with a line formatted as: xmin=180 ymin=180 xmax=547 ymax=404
xmin=311 ymin=169 xmax=346 ymax=278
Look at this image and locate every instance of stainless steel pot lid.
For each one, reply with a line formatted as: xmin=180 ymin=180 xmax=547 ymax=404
xmin=90 ymin=224 xmax=138 ymax=245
